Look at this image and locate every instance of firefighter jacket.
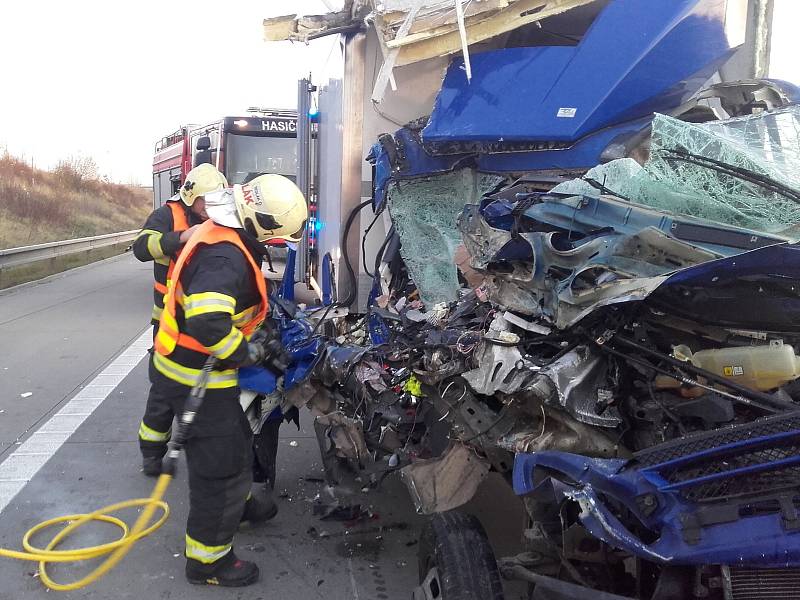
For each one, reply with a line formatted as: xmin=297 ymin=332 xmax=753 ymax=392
xmin=153 ymin=220 xmax=268 ymax=389
xmin=132 ymin=201 xmax=203 ymax=324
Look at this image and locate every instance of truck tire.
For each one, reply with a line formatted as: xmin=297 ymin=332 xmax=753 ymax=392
xmin=415 ymin=511 xmax=505 ymax=600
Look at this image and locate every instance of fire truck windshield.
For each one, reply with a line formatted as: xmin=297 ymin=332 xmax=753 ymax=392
xmin=225 ymin=133 xmax=297 ymax=184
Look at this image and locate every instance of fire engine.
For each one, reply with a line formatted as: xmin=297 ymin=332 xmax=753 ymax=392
xmin=151 ymin=108 xmax=298 ymax=209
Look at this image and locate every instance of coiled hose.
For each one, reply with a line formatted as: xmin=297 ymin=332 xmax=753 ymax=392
xmin=0 ymin=356 xmax=216 ymax=591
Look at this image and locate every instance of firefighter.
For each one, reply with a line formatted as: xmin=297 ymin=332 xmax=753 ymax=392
xmin=152 ymin=174 xmax=307 ymax=586
xmin=133 ymin=164 xmax=227 ymax=476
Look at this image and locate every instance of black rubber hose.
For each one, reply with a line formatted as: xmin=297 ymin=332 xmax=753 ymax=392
xmin=373 ymin=225 xmax=395 ymax=279
xmin=307 ymin=199 xmax=373 ymax=338
xmin=610 ymin=335 xmax=797 ymax=412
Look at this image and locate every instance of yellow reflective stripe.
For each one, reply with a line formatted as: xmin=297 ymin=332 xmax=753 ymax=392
xmin=139 ymin=229 xmax=166 ymax=259
xmin=151 ymin=305 xmax=164 ymax=321
xmin=161 ymin=306 xmax=178 ymax=329
xmin=185 ymin=534 xmax=231 ymax=564
xmin=206 ymin=326 xmax=244 ymax=361
xmin=232 ymin=305 xmax=259 ymax=328
xmin=182 ymin=292 xmax=236 ymax=319
xmin=185 ymin=303 xmax=236 ymax=319
xmin=154 ymin=256 xmax=170 ymax=266
xmin=152 ymin=352 xmax=238 ymax=389
xmin=138 ymin=421 xmax=171 ymax=443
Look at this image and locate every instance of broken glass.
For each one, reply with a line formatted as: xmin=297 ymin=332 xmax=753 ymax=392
xmin=387 ymin=170 xmax=503 ymax=307
xmin=552 ymin=106 xmax=800 ymax=236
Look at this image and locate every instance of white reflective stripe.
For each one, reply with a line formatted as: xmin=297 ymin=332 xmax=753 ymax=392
xmin=151 ymin=305 xmax=164 ymax=321
xmin=184 ymin=303 xmax=236 ymax=319
xmin=183 ymin=292 xmax=235 ymax=311
xmin=185 ymin=534 xmax=231 ymax=564
xmin=152 ymin=352 xmax=238 ymax=389
xmin=232 ymin=306 xmax=258 ymax=327
xmin=206 ymin=328 xmax=244 ymax=360
xmin=138 ymin=421 xmax=171 ymax=443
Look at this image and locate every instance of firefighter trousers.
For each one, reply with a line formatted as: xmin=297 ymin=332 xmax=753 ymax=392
xmin=138 ymin=352 xmax=175 ymax=460
xmin=252 ymin=420 xmax=281 ymax=490
xmin=148 ymin=368 xmax=252 ymax=565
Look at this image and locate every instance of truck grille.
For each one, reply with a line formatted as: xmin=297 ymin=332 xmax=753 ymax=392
xmin=633 ymin=412 xmax=800 ymax=502
xmin=729 ymin=567 xmax=800 ymax=600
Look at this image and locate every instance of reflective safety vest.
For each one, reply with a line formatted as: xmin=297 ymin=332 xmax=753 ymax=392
xmin=153 ymin=201 xmax=190 ymax=297
xmin=154 ymin=220 xmax=268 ymax=358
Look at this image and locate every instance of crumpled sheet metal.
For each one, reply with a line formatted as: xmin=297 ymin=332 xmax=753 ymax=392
xmin=536 ymin=347 xmax=622 ymax=428
xmin=400 ymin=443 xmax=490 ymax=515
xmin=458 ymin=204 xmax=515 ymax=270
xmin=462 ymin=340 xmax=537 ymax=396
xmin=461 ymin=212 xmax=717 ymax=327
xmin=496 ymin=404 xmax=623 ymax=458
xmin=314 ymin=412 xmax=370 ymax=465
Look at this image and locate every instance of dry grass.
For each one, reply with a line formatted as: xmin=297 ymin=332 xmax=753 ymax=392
xmin=0 ymin=153 xmax=151 ymax=249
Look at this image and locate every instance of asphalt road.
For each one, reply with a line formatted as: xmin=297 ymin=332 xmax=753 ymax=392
xmin=0 ymin=253 xmax=527 ymax=599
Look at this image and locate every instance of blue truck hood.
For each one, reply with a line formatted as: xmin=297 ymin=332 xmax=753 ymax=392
xmin=422 ymin=0 xmax=742 ymax=147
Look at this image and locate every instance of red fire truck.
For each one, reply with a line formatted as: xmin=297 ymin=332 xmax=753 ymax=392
xmin=152 ymin=108 xmax=298 ymax=208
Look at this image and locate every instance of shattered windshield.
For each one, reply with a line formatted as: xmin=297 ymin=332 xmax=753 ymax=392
xmin=552 ymin=106 xmax=800 ymax=236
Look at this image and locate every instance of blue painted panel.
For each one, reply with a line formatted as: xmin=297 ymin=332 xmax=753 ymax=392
xmin=238 ymin=366 xmax=278 ymax=394
xmin=423 ymin=0 xmax=741 ymax=144
xmin=476 ymin=117 xmax=652 ymax=171
xmin=513 ymin=448 xmax=800 ymax=567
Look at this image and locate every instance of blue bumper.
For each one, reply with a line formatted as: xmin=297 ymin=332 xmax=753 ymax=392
xmin=513 ymin=412 xmax=800 ymax=567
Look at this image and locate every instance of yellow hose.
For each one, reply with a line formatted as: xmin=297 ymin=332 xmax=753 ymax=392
xmin=0 ymin=473 xmax=172 ymax=591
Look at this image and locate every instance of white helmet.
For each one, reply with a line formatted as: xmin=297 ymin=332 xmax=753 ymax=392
xmin=232 ymin=174 xmax=308 ymax=242
xmin=179 ymin=164 xmax=228 ymax=206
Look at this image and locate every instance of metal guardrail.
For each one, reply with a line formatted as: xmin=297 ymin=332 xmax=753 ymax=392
xmin=0 ymin=230 xmax=138 ymax=269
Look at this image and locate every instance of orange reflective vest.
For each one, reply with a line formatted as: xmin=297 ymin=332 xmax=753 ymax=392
xmin=153 ymin=202 xmax=190 ymax=296
xmin=154 ymin=220 xmax=268 ymax=356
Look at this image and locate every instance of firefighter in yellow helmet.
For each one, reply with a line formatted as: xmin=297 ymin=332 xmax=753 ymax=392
xmin=150 ymin=174 xmax=306 ymax=586
xmin=133 ymin=163 xmax=228 ymax=476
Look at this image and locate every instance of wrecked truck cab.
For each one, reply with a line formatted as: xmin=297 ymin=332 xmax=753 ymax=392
xmin=294 ymin=102 xmax=800 ymax=600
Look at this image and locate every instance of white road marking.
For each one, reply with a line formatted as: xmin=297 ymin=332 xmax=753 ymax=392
xmin=0 ymin=330 xmax=151 ymax=514
xmin=347 ymin=558 xmax=361 ymax=600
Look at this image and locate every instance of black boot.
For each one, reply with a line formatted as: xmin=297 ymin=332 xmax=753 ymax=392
xmin=240 ymin=492 xmax=278 ymax=525
xmin=142 ymin=456 xmax=162 ymax=477
xmin=185 ymin=551 xmax=259 ymax=587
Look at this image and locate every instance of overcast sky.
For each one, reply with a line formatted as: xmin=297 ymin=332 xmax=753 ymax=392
xmin=0 ymin=0 xmax=797 ymax=185
xmin=0 ymin=1 xmax=338 ymax=184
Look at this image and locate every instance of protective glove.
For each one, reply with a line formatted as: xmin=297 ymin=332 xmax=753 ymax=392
xmin=247 ymin=326 xmax=290 ymax=373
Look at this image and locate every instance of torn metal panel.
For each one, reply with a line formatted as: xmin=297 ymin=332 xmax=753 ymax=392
xmin=314 ymin=412 xmax=370 ymax=464
xmin=462 ymin=341 xmax=536 ymax=396
xmin=533 ymin=346 xmax=622 ymax=428
xmin=400 ymin=443 xmax=490 ymax=514
xmin=460 ymin=203 xmax=721 ymax=326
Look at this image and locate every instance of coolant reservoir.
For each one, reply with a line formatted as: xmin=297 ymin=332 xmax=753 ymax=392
xmin=674 ymin=341 xmax=800 ymax=392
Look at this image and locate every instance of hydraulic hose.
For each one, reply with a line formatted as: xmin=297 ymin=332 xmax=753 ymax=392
xmin=0 ymin=356 xmax=216 ymax=591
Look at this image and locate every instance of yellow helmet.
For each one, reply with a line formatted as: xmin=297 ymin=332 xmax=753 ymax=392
xmin=179 ymin=164 xmax=228 ymax=206
xmin=232 ymin=174 xmax=308 ymax=242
